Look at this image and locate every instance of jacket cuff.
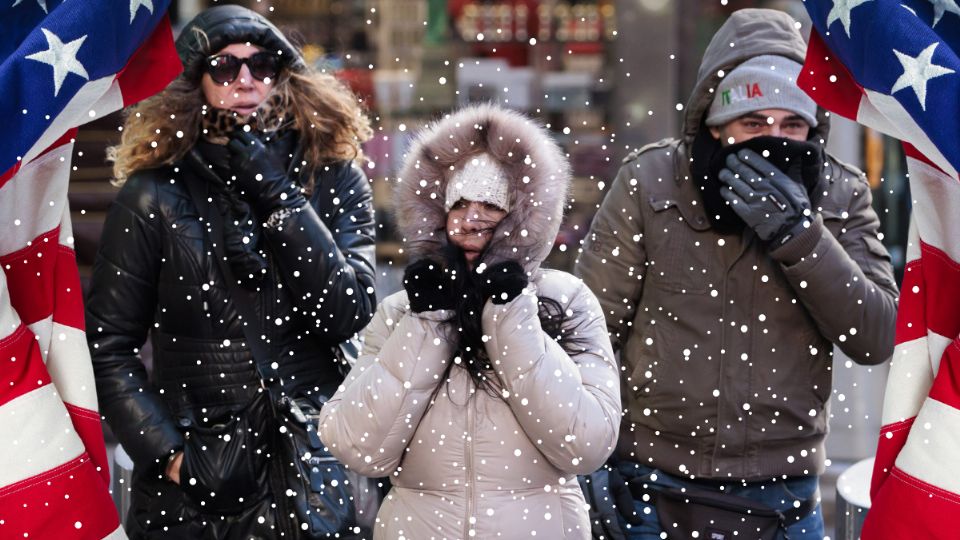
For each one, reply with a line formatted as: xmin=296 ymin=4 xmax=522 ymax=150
xmin=261 ymin=198 xmax=312 ymax=231
xmin=770 ymin=214 xmax=824 ymax=265
xmin=127 ymin=428 xmax=185 ymax=475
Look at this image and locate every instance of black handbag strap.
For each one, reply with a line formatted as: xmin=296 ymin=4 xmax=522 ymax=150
xmin=182 ymin=170 xmax=279 ymax=385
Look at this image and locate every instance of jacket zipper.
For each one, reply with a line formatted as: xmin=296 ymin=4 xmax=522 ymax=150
xmin=266 ymin=400 xmax=297 ymax=537
xmin=464 ymin=397 xmax=475 ymax=539
xmin=262 ymin=257 xmax=299 ymax=538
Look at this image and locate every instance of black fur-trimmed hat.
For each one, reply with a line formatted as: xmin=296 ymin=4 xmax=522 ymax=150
xmin=175 ymin=5 xmax=306 ymax=80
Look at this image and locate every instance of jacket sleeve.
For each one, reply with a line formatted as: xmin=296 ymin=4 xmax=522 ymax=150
xmin=85 ymin=173 xmax=184 ymax=471
xmin=574 ymin=161 xmax=647 ymax=352
xmin=318 ymin=298 xmax=454 ymax=477
xmin=482 ymin=280 xmax=622 ymax=475
xmin=770 ymin=171 xmax=899 ymax=365
xmin=263 ymin=162 xmax=377 ymax=342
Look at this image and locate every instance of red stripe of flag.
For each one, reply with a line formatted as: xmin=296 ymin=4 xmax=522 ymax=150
xmin=0 ymin=228 xmax=59 ymax=326
xmin=892 ymin=241 xmax=960 ymax=347
xmin=871 ymin=417 xmax=914 ymax=498
xmin=118 ymin=15 xmax=182 ymax=106
xmin=919 ymin=241 xmax=960 ymax=341
xmin=798 ymin=30 xmax=864 ymax=121
xmin=65 ymin=403 xmax=111 ymax=487
xmin=0 ymin=454 xmax=118 ymax=539
xmin=53 ymin=245 xmax=86 ymax=331
xmin=904 ymin=143 xmax=952 ymax=177
xmin=0 ymin=325 xmax=51 ymax=408
xmin=864 ymin=467 xmax=960 ymax=540
xmin=895 ymin=259 xmax=925 ymax=344
xmin=929 ymin=340 xmax=960 ymax=412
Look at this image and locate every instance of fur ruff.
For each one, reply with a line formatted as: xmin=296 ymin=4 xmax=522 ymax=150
xmin=395 ymin=104 xmax=570 ymax=274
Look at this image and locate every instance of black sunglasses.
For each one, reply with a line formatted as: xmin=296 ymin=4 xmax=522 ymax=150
xmin=205 ymin=52 xmax=282 ymax=84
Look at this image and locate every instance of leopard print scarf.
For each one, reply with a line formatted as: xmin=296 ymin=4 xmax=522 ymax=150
xmin=199 ymin=93 xmax=292 ymax=145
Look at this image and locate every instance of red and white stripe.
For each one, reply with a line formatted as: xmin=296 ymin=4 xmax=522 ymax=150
xmin=0 ymin=16 xmax=180 ymax=539
xmin=801 ymin=31 xmax=960 ymax=539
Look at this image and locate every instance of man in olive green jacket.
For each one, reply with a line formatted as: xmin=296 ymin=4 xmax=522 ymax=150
xmin=575 ymin=8 xmax=898 ymax=539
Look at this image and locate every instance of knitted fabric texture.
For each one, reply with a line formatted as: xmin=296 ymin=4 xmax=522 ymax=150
xmin=444 ymin=152 xmax=511 ymax=212
xmin=705 ymin=54 xmax=818 ymax=128
xmin=200 ymin=92 xmax=291 ymax=145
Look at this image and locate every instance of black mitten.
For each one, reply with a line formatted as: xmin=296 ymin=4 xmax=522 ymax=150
xmin=478 ymin=261 xmax=528 ymax=305
xmin=403 ymin=259 xmax=457 ymax=313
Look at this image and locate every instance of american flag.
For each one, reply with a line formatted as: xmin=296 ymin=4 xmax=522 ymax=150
xmin=0 ymin=0 xmax=180 ymax=537
xmin=799 ymin=0 xmax=960 ymax=537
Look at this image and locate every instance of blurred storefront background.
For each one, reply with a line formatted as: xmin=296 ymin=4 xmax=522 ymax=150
xmin=71 ymin=1 xmax=910 ymax=536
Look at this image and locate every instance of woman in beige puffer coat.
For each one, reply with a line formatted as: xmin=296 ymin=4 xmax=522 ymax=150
xmin=318 ymin=104 xmax=621 ymax=540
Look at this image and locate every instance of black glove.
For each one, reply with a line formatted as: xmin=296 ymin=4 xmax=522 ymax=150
xmin=403 ymin=259 xmax=458 ymax=313
xmin=227 ymin=129 xmax=306 ymax=214
xmin=718 ymin=148 xmax=812 ymax=246
xmin=477 ymin=261 xmax=528 ymax=305
xmin=220 ymin=197 xmax=268 ymax=285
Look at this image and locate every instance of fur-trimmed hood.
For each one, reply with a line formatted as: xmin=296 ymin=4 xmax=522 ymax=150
xmin=395 ymin=104 xmax=570 ymax=274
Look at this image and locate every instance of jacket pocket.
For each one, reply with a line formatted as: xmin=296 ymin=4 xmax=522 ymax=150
xmin=178 ymin=402 xmax=263 ymax=514
xmin=645 ymin=197 xmax=711 ymax=294
xmin=860 ymin=236 xmax=898 ymax=290
xmin=628 ymin=350 xmax=688 ymax=433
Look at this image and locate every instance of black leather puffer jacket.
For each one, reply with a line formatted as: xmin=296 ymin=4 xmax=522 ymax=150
xmin=86 ymin=132 xmax=377 ymax=539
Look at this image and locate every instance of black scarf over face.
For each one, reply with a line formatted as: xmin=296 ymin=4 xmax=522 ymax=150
xmin=690 ymin=128 xmax=825 ymax=234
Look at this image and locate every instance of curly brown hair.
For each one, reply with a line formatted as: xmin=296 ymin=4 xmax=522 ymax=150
xmin=108 ymin=66 xmax=372 ymax=190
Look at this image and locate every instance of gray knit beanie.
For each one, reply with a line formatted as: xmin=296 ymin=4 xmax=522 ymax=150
xmin=706 ymin=55 xmax=818 ymax=128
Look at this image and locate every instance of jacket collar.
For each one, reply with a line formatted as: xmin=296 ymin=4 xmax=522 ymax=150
xmin=664 ymin=141 xmax=711 ymax=232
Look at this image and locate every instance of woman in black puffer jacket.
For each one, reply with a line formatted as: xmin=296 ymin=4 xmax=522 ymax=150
xmin=85 ymin=6 xmax=377 ymax=539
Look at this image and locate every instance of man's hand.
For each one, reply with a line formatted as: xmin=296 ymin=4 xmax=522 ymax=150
xmin=227 ymin=129 xmax=305 ymax=214
xmin=718 ymin=148 xmax=812 ymax=246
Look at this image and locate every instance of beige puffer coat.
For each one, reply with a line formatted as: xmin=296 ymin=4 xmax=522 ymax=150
xmin=318 ymin=104 xmax=621 ymax=539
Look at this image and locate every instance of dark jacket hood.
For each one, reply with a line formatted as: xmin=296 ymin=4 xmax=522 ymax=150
xmin=175 ymin=5 xmax=306 ymax=80
xmin=683 ymin=8 xmax=831 ymax=144
xmin=395 ymin=104 xmax=570 ymax=275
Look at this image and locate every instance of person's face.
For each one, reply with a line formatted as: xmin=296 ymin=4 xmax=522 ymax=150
xmin=446 ymin=199 xmax=508 ymax=267
xmin=200 ymin=43 xmax=274 ymax=116
xmin=709 ymin=108 xmax=811 ymax=145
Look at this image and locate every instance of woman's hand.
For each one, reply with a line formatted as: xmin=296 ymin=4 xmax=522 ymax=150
xmin=403 ymin=259 xmax=458 ymax=313
xmin=165 ymin=451 xmax=184 ymax=485
xmin=227 ymin=130 xmax=305 ymax=213
xmin=478 ymin=261 xmax=527 ymax=304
